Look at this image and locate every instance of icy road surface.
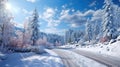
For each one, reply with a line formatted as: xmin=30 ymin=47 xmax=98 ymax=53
xmin=53 ymin=49 xmax=107 ymax=67
xmin=73 ymin=49 xmax=120 ymax=67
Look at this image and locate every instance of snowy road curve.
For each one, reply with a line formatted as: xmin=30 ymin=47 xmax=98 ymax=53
xmin=53 ymin=48 xmax=120 ymax=67
xmin=73 ymin=49 xmax=120 ymax=67
xmin=52 ymin=49 xmax=80 ymax=67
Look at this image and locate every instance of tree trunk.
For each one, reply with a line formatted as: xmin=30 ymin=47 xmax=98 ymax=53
xmin=33 ymin=39 xmax=36 ymax=45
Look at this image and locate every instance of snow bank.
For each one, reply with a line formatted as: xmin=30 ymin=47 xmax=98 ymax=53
xmin=59 ymin=44 xmax=76 ymax=48
xmin=108 ymin=41 xmax=120 ymax=57
xmin=0 ymin=52 xmax=5 ymax=57
xmin=0 ymin=52 xmax=6 ymax=61
xmin=0 ymin=49 xmax=63 ymax=67
xmin=45 ymin=49 xmax=64 ymax=66
xmin=77 ymin=41 xmax=120 ymax=58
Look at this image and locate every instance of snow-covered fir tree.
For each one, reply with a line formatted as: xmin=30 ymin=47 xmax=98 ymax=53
xmin=65 ymin=29 xmax=84 ymax=44
xmin=28 ymin=9 xmax=39 ymax=45
xmin=113 ymin=4 xmax=120 ymax=31
xmin=102 ymin=0 xmax=117 ymax=40
xmin=85 ymin=19 xmax=93 ymax=42
xmin=39 ymin=32 xmax=64 ymax=46
xmin=65 ymin=30 xmax=69 ymax=44
xmin=65 ymin=29 xmax=74 ymax=44
xmin=116 ymin=6 xmax=120 ymax=35
xmin=0 ymin=0 xmax=14 ymax=50
xmin=72 ymin=30 xmax=82 ymax=43
xmin=93 ymin=20 xmax=101 ymax=40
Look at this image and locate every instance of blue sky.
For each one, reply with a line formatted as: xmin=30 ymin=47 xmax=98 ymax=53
xmin=8 ymin=0 xmax=120 ymax=35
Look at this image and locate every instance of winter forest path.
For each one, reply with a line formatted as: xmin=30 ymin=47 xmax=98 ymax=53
xmin=52 ymin=48 xmax=120 ymax=67
xmin=73 ymin=49 xmax=120 ymax=67
xmin=52 ymin=49 xmax=80 ymax=67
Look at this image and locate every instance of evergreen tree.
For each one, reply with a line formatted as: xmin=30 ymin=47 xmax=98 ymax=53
xmin=102 ymin=0 xmax=117 ymax=40
xmin=93 ymin=20 xmax=101 ymax=40
xmin=85 ymin=19 xmax=92 ymax=42
xmin=29 ymin=9 xmax=39 ymax=45
xmin=113 ymin=5 xmax=120 ymax=30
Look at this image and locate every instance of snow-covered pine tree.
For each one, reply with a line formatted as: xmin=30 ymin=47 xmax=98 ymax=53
xmin=0 ymin=0 xmax=14 ymax=50
xmin=64 ymin=30 xmax=68 ymax=44
xmin=71 ymin=31 xmax=75 ymax=43
xmin=65 ymin=30 xmax=70 ymax=44
xmin=72 ymin=30 xmax=81 ymax=43
xmin=102 ymin=0 xmax=117 ymax=40
xmin=116 ymin=6 xmax=120 ymax=35
xmin=113 ymin=4 xmax=120 ymax=32
xmin=68 ymin=29 xmax=74 ymax=44
xmin=65 ymin=29 xmax=74 ymax=44
xmin=29 ymin=9 xmax=39 ymax=45
xmin=85 ymin=18 xmax=92 ymax=42
xmin=93 ymin=20 xmax=100 ymax=40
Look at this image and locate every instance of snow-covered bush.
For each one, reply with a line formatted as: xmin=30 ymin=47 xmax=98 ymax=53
xmin=0 ymin=0 xmax=14 ymax=51
xmin=109 ymin=39 xmax=116 ymax=44
xmin=36 ymin=36 xmax=55 ymax=49
xmin=8 ymin=47 xmax=31 ymax=52
xmin=100 ymin=37 xmax=108 ymax=43
xmin=28 ymin=46 xmax=46 ymax=54
xmin=9 ymin=37 xmax=18 ymax=47
xmin=117 ymin=35 xmax=120 ymax=41
xmin=9 ymin=37 xmax=24 ymax=48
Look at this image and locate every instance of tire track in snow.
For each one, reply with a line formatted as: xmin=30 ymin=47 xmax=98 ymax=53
xmin=73 ymin=49 xmax=120 ymax=67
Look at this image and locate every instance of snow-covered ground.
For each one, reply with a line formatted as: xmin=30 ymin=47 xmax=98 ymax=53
xmin=76 ymin=40 xmax=120 ymax=58
xmin=55 ymin=49 xmax=106 ymax=67
xmin=0 ymin=52 xmax=6 ymax=62
xmin=61 ymin=36 xmax=120 ymax=58
xmin=0 ymin=49 xmax=63 ymax=67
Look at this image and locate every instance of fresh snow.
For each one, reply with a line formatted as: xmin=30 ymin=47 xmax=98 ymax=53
xmin=0 ymin=52 xmax=6 ymax=61
xmin=76 ymin=41 xmax=120 ymax=58
xmin=0 ymin=49 xmax=63 ymax=67
xmin=61 ymin=39 xmax=120 ymax=59
xmin=56 ymin=49 xmax=106 ymax=67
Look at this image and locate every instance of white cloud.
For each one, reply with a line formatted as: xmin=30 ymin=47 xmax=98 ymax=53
xmin=41 ymin=27 xmax=66 ymax=35
xmin=22 ymin=9 xmax=32 ymax=15
xmin=26 ymin=0 xmax=36 ymax=3
xmin=40 ymin=7 xmax=103 ymax=28
xmin=62 ymin=4 xmax=67 ymax=9
xmin=59 ymin=9 xmax=95 ymax=27
xmin=40 ymin=7 xmax=60 ymax=27
xmin=71 ymin=23 xmax=78 ymax=28
xmin=71 ymin=9 xmax=75 ymax=12
xmin=83 ymin=10 xmax=95 ymax=16
xmin=20 ymin=8 xmax=33 ymax=15
xmin=60 ymin=9 xmax=70 ymax=16
xmin=43 ymin=8 xmax=55 ymax=19
xmin=91 ymin=9 xmax=103 ymax=22
xmin=89 ymin=1 xmax=96 ymax=7
xmin=12 ymin=22 xmax=23 ymax=28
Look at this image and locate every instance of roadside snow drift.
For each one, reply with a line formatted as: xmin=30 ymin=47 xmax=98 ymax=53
xmin=0 ymin=49 xmax=63 ymax=67
xmin=77 ymin=41 xmax=120 ymax=58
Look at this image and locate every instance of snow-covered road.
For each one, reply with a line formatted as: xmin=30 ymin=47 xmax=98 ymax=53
xmin=73 ymin=49 xmax=120 ymax=67
xmin=1 ymin=48 xmax=120 ymax=67
xmin=52 ymin=49 xmax=80 ymax=67
xmin=52 ymin=49 xmax=107 ymax=67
